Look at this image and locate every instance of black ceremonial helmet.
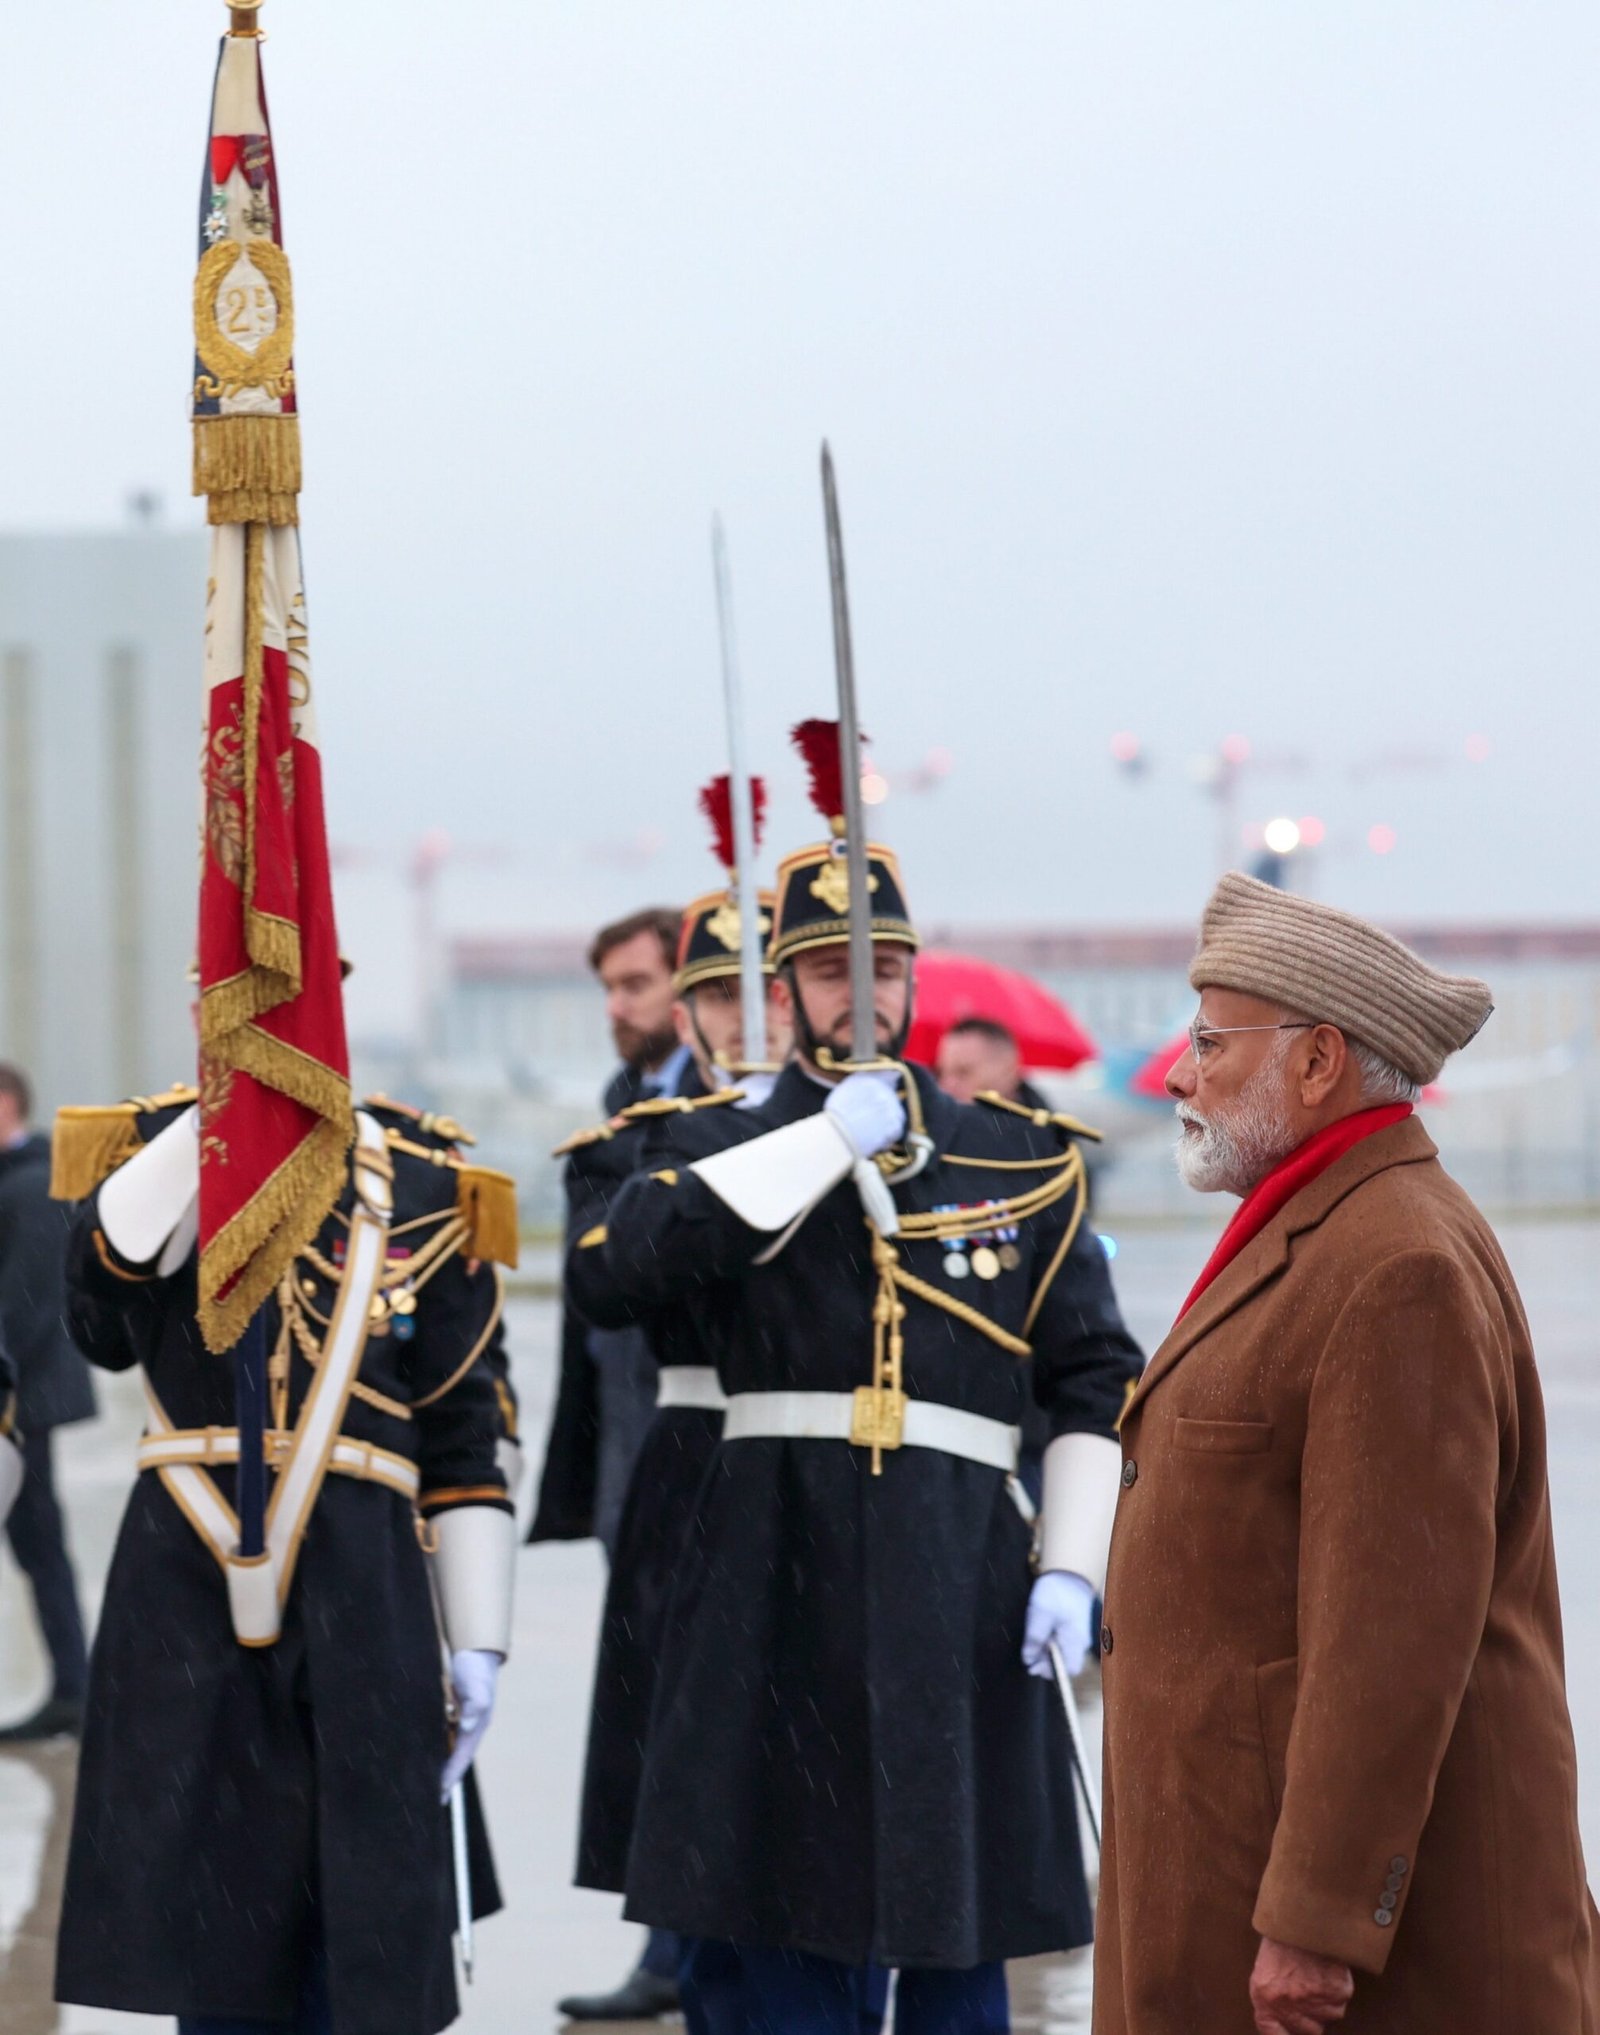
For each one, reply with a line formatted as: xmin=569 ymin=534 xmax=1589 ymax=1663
xmin=674 ymin=774 xmax=776 ymax=996
xmin=770 ymin=720 xmax=918 ymax=1061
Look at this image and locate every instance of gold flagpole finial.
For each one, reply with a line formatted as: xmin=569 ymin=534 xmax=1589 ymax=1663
xmin=228 ymin=1 xmax=265 ymax=37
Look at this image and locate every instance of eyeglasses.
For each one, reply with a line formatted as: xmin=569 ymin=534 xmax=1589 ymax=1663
xmin=1187 ymin=1020 xmax=1315 ymax=1063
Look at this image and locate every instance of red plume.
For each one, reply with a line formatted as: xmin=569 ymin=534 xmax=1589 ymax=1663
xmin=790 ymin=718 xmax=864 ymax=825
xmin=698 ymin=774 xmax=767 ymax=871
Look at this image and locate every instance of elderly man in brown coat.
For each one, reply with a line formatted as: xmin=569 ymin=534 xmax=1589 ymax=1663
xmin=1095 ymin=873 xmax=1600 ymax=2035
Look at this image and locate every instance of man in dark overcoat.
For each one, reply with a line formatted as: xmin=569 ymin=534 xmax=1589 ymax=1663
xmin=530 ymin=906 xmax=685 ymax=1556
xmin=50 ymin=1087 xmax=519 ymax=2035
xmin=598 ymin=798 xmax=1143 ymax=2035
xmin=0 ymin=1061 xmax=97 ymax=1740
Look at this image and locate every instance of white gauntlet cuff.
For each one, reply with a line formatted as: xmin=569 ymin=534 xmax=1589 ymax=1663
xmin=689 ymin=1114 xmax=854 ymax=1233
xmin=1038 ymin=1431 xmax=1124 ymax=1596
xmin=98 ymin=1105 xmax=200 ymax=1267
xmin=430 ymin=1503 xmax=516 ymax=1659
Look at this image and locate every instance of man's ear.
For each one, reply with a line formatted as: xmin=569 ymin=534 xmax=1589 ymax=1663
xmin=1300 ymin=1023 xmax=1349 ymax=1106
xmin=672 ymin=998 xmax=695 ymax=1050
xmin=769 ymin=976 xmax=793 ymax=1021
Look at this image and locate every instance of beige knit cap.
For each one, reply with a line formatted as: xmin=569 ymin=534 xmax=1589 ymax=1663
xmin=1189 ymin=872 xmax=1493 ymax=1085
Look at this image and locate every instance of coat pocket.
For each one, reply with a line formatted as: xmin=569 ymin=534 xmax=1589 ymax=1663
xmin=1173 ymin=1416 xmax=1275 ymax=1454
xmin=1255 ymin=1655 xmax=1299 ymax=1817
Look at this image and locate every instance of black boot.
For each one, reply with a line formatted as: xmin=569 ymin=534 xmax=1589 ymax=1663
xmin=0 ymin=1696 xmax=84 ymax=1742
xmin=557 ymin=1969 xmax=680 ymax=2021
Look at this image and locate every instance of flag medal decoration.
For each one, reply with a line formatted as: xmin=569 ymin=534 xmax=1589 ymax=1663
xmin=193 ymin=14 xmax=352 ymax=1357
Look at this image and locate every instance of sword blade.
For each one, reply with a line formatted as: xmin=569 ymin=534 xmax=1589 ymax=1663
xmin=449 ymin=1780 xmax=474 ymax=1981
xmin=1048 ymin=1640 xmax=1102 ymax=1854
xmin=820 ymin=443 xmax=876 ymax=1065
xmin=712 ymin=514 xmax=767 ymax=1067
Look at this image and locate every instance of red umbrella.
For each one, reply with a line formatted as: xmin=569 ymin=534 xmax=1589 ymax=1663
xmin=906 ymin=952 xmax=1097 ymax=1071
xmin=1130 ymin=1031 xmax=1189 ymax=1101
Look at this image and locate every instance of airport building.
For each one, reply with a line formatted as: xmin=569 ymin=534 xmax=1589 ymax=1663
xmin=0 ymin=528 xmax=209 ymax=1114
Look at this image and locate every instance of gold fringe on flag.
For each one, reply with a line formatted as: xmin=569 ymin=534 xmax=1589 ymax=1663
xmin=193 ymin=415 xmax=301 ymax=528
xmin=198 ymin=1116 xmax=351 ymax=1353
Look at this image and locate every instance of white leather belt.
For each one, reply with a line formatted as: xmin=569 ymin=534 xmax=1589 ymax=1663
xmin=656 ymin=1366 xmax=728 ymax=1412
xmin=722 ymin=1390 xmax=1020 ymax=1473
xmin=136 ymin=1428 xmax=421 ymax=1502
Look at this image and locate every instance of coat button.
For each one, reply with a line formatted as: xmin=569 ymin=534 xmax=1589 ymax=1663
xmin=1384 ymin=1874 xmax=1404 ymax=1896
xmin=1374 ymin=1909 xmax=1393 ymax=1927
xmin=1121 ymin=1460 xmax=1138 ymax=1488
xmin=1389 ymin=1855 xmax=1409 ymax=1875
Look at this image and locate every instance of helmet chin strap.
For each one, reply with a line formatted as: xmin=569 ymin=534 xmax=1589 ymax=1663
xmin=783 ymin=961 xmax=914 ymax=1072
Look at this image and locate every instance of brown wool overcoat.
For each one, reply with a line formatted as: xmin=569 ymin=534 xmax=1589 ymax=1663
xmin=1094 ymin=1117 xmax=1599 ymax=2034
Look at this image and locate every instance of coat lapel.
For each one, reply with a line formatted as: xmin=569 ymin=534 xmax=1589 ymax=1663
xmin=1127 ymin=1116 xmax=1440 ymax=1417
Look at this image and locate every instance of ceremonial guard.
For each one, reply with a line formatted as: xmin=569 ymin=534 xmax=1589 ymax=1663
xmin=50 ymin=1086 xmax=519 ymax=2035
xmin=558 ymin=777 xmax=786 ymax=2023
xmin=599 ymin=707 xmax=1144 ymax=2033
xmin=53 ymin=13 xmax=518 ymax=2033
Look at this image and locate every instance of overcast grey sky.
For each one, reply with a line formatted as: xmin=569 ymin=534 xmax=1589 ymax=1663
xmin=2 ymin=3 xmax=1596 ymax=1034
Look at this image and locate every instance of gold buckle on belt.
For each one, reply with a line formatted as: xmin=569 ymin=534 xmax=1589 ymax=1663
xmin=850 ymin=1386 xmax=906 ymax=1453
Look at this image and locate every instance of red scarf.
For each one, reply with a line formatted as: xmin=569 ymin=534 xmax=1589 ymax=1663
xmin=1178 ymin=1104 xmax=1413 ymax=1318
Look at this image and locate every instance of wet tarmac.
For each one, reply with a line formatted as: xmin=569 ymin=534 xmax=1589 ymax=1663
xmin=1 ymin=1215 xmax=1596 ymax=2032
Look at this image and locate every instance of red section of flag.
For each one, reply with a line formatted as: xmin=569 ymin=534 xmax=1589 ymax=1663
xmin=196 ymin=534 xmax=350 ymax=1352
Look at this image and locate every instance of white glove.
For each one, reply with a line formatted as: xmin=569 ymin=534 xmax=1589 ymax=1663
xmin=734 ymin=1071 xmax=778 ymax=1111
xmin=1022 ymin=1570 xmax=1097 ymax=1679
xmin=440 ymin=1648 xmax=500 ymax=1800
xmin=824 ymin=1070 xmax=906 ymax=1160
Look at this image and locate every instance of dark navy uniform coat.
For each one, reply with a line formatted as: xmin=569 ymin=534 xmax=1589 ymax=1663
xmin=602 ymin=1063 xmax=1143 ymax=1970
xmin=54 ymin=1101 xmax=511 ymax=2035
xmin=561 ymin=1105 xmax=731 ymax=1892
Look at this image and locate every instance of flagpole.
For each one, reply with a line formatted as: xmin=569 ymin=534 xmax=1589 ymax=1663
xmin=235 ymin=1312 xmax=269 ymax=1558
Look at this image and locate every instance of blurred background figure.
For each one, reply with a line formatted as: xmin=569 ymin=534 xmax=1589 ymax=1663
xmin=595 ymin=908 xmax=690 ymax=1116
xmin=0 ymin=1064 xmax=95 ymax=1743
xmin=935 ymin=1014 xmax=1028 ymax=1106
xmin=530 ymin=908 xmax=684 ymax=1555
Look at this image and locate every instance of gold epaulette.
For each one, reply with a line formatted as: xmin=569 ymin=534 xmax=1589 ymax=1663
xmin=363 ymin=1092 xmax=477 ymax=1147
xmin=550 ymin=1120 xmax=618 ymax=1158
xmin=974 ymin=1090 xmax=1103 ymax=1144
xmin=378 ymin=1125 xmax=521 ymax=1268
xmin=617 ymin=1088 xmax=743 ymax=1122
xmin=50 ymin=1085 xmax=198 ymax=1201
xmin=455 ymin=1164 xmax=520 ymax=1269
xmin=550 ymin=1086 xmax=741 ymax=1160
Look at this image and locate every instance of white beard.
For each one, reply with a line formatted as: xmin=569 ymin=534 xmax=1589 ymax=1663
xmin=1174 ymin=1049 xmax=1300 ymax=1196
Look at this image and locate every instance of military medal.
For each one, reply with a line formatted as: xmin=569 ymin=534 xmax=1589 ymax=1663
xmin=998 ymin=1243 xmax=1021 ymax=1271
xmin=970 ymin=1245 xmax=1002 ymax=1281
xmin=944 ymin=1249 xmax=971 ymax=1279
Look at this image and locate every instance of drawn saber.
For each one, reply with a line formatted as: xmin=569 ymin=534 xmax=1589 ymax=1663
xmin=449 ymin=1779 xmax=475 ymax=1982
xmin=1048 ymin=1640 xmax=1102 ymax=1855
xmin=820 ymin=443 xmax=876 ymax=1069
xmin=427 ymin=1555 xmax=475 ymax=1982
xmin=711 ymin=514 xmax=767 ymax=1067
